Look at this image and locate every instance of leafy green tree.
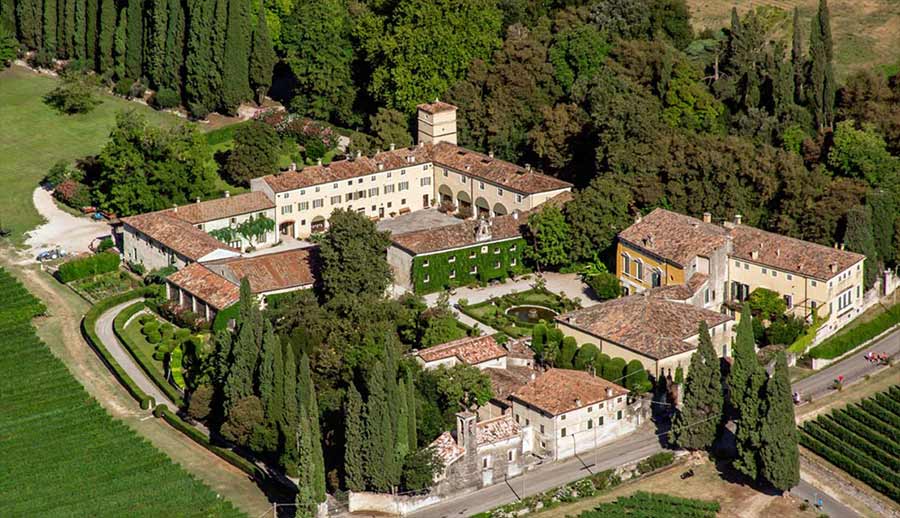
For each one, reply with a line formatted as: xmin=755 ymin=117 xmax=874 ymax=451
xmin=759 ymin=352 xmax=799 ymax=491
xmin=869 ymin=191 xmax=897 ymax=267
xmin=401 ymin=447 xmax=443 ymax=492
xmin=531 ymin=323 xmax=546 ymax=359
xmin=573 ymin=343 xmax=599 ymax=371
xmin=602 ymin=357 xmax=626 ymax=383
xmin=370 ymin=108 xmax=412 ymax=150
xmin=319 ymin=209 xmax=393 ymax=303
xmin=549 ymin=22 xmax=610 ymax=96
xmin=729 ymin=304 xmax=765 ymax=480
xmin=220 ymin=0 xmax=251 ymax=114
xmin=528 ymin=102 xmax=590 ymax=174
xmin=624 ymin=360 xmax=651 ymax=393
xmin=670 ymin=322 xmax=723 ymax=450
xmin=43 ymin=73 xmax=99 ymax=114
xmin=344 ymin=382 xmax=365 ymax=491
xmin=747 ymin=287 xmax=787 ymax=321
xmin=123 ymin=0 xmax=141 ymax=79
xmin=843 ymin=204 xmax=878 ymax=290
xmin=565 ymin=176 xmax=633 ymax=262
xmin=585 ymin=272 xmax=622 ymax=301
xmin=662 ymin=61 xmax=724 ymax=133
xmin=283 ymin=0 xmax=357 ymax=125
xmin=248 ymin=4 xmax=275 ymax=104
xmin=525 ymin=204 xmax=571 ymax=270
xmin=0 ymin=24 xmax=14 ymax=67
xmin=435 ymin=363 xmax=493 ymax=410
xmin=220 ymin=395 xmax=264 ymax=445
xmin=96 ymin=0 xmax=115 ymax=72
xmin=222 ymin=120 xmax=280 ymax=185
xmin=363 ymin=0 xmax=503 ymax=111
xmin=828 ymin=120 xmax=900 ymax=186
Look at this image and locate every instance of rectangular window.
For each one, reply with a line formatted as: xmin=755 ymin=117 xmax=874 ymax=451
xmin=482 ymin=457 xmax=489 ymax=469
xmin=762 ymin=268 xmax=767 ymax=275
xmin=443 ymin=170 xmax=448 ymax=177
xmin=516 ymin=194 xmax=523 ymax=203
xmin=480 ymin=181 xmax=485 ymax=190
xmin=540 ymin=424 xmax=544 ymax=434
xmin=470 ymin=265 xmax=478 ymax=274
xmin=469 ymin=251 xmax=477 ymax=259
xmin=345 ymin=193 xmax=353 ymax=202
xmin=281 ymin=205 xmax=292 ymax=215
xmin=784 ymin=294 xmax=793 ymax=309
xmin=299 ymin=201 xmax=309 ymax=211
xmin=494 ymin=247 xmax=501 ymax=254
xmin=300 ymin=189 xmax=305 ymax=195
xmin=481 ymin=245 xmax=488 ymax=253
xmin=787 ymin=274 xmax=793 ymax=280
xmin=561 ymin=427 xmax=567 ymax=438
xmin=744 ymin=263 xmax=749 ymax=270
xmin=704 ymin=288 xmax=710 ymax=304
xmin=587 ymin=419 xmax=593 ymax=430
xmin=423 ymin=275 xmax=430 ymax=283
xmin=371 ymin=175 xmax=376 ymax=182
xmin=772 ymin=270 xmax=777 ymax=277
xmin=312 ymin=199 xmax=323 ymax=208
xmin=617 ymin=410 xmax=622 ymax=420
xmin=330 ymin=195 xmax=341 ymax=205
xmin=333 ymin=183 xmax=338 ymax=189
xmin=368 ymin=187 xmax=379 ymax=197
xmin=357 ymin=190 xmax=366 ymax=199
xmin=422 ymin=260 xmax=429 ymax=267
xmin=587 ymin=406 xmax=593 ymax=412
xmin=508 ymin=450 xmax=514 ymax=462
xmin=347 ymin=180 xmax=353 ymax=186
xmin=494 ymin=261 xmax=501 ymax=269
xmin=811 ymin=280 xmax=817 ymax=287
xmin=460 ymin=174 xmax=467 ymax=182
xmin=498 ymin=188 xmax=504 ymax=196
xmin=420 ymin=177 xmax=431 ymax=186
xmin=598 ymin=416 xmax=604 ymax=426
xmin=400 ymin=169 xmax=406 ymax=176
xmin=621 ymin=254 xmax=630 ymax=276
xmin=560 ymin=414 xmax=566 ymax=421
xmin=384 ymin=184 xmax=395 ymax=194
xmin=401 ymin=198 xmax=406 ymax=205
xmin=398 ymin=181 xmax=409 ymax=191
xmin=510 ymin=258 xmax=517 ymax=267
xmin=315 ymin=186 xmax=320 ymax=192
xmin=510 ymin=245 xmax=517 ymax=252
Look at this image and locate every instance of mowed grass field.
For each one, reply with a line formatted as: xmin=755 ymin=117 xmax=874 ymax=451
xmin=0 ymin=267 xmax=246 ymax=517
xmin=687 ymin=0 xmax=900 ymax=80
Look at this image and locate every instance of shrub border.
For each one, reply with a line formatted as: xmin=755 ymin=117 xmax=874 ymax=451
xmin=83 ymin=289 xmax=263 ymax=481
xmin=112 ymin=301 xmax=185 ymax=408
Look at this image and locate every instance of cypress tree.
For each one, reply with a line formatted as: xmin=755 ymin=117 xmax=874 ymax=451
xmin=844 ymin=205 xmax=878 ymax=290
xmin=124 ymin=0 xmax=141 ymax=79
xmin=97 ymin=0 xmax=114 ymax=72
xmin=298 ymin=353 xmax=325 ymax=503
xmin=160 ymin=0 xmax=184 ymax=91
xmin=280 ymin=344 xmax=299 ymax=474
xmin=220 ymin=0 xmax=250 ymax=113
xmin=406 ymin=371 xmax=417 ymax=451
xmin=364 ymin=361 xmax=394 ymax=492
xmin=145 ymin=0 xmax=167 ymax=88
xmin=791 ymin=7 xmax=803 ymax=104
xmin=16 ymin=0 xmax=40 ymax=49
xmin=73 ymin=0 xmax=85 ymax=59
xmin=42 ymin=0 xmax=56 ymax=54
xmin=396 ymin=378 xmax=410 ymax=462
xmin=210 ymin=0 xmax=227 ymax=92
xmin=729 ymin=304 xmax=766 ymax=480
xmin=223 ymin=319 xmax=257 ymax=413
xmin=113 ymin=6 xmax=126 ymax=79
xmin=344 ymin=382 xmax=365 ymax=492
xmin=0 ymin=0 xmax=15 ymax=34
xmin=295 ymin=399 xmax=318 ymax=517
xmin=84 ymin=0 xmax=96 ymax=65
xmin=258 ymin=321 xmax=277 ymax=419
xmin=55 ymin=0 xmax=63 ymax=54
xmin=248 ymin=3 xmax=275 ymax=104
xmin=185 ymin=0 xmax=216 ymax=116
xmin=62 ymin=0 xmax=74 ymax=57
xmin=759 ymin=352 xmax=800 ymax=492
xmin=808 ymin=0 xmax=835 ymax=129
xmin=269 ymin=338 xmax=284 ymax=430
xmin=670 ymin=322 xmax=723 ymax=450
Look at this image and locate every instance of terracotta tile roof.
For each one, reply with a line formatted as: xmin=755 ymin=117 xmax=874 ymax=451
xmin=729 ymin=225 xmax=865 ymax=281
xmin=167 ymin=263 xmax=240 ymax=310
xmin=512 ymin=368 xmax=628 ymax=416
xmin=486 ymin=366 xmax=536 ymax=402
xmin=259 ymin=142 xmax=571 ymax=195
xmin=429 ymin=431 xmax=465 ymax=467
xmin=417 ymin=335 xmax=507 ymax=365
xmin=618 ymin=208 xmax=730 ymax=267
xmin=418 ymin=101 xmax=458 ymax=114
xmin=165 ymin=192 xmax=274 ymax=224
xmin=645 ymin=273 xmax=708 ymax=301
xmin=431 ymin=142 xmax=572 ymax=194
xmin=260 ymin=145 xmax=435 ymax=193
xmin=556 ymin=295 xmax=732 ymax=360
xmin=121 ymin=212 xmax=238 ymax=261
xmin=503 ymin=338 xmax=535 ymax=360
xmin=205 ymin=247 xmax=319 ymax=294
xmin=476 ymin=414 xmax=521 ymax=447
xmin=390 ymin=192 xmax=571 ymax=255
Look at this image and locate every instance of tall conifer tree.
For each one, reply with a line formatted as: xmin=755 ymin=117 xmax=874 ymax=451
xmin=185 ymin=0 xmax=216 ymax=116
xmin=113 ymin=6 xmax=126 ymax=78
xmin=161 ymin=0 xmax=184 ymax=91
xmin=364 ymin=361 xmax=393 ymax=492
xmin=84 ymin=0 xmax=96 ymax=64
xmin=224 ymin=279 xmax=261 ymax=413
xmin=670 ymin=321 xmax=723 ymax=450
xmin=406 ymin=372 xmax=417 ymax=451
xmin=729 ymin=304 xmax=765 ymax=480
xmin=145 ymin=0 xmax=167 ymax=87
xmin=298 ymin=353 xmax=326 ymax=503
xmin=759 ymin=352 xmax=800 ymax=491
xmin=97 ymin=0 xmax=115 ymax=72
xmin=279 ymin=344 xmax=299 ymax=474
xmin=396 ymin=378 xmax=410 ymax=461
xmin=16 ymin=0 xmax=40 ymax=49
xmin=808 ymin=0 xmax=835 ymax=129
xmin=344 ymin=383 xmax=365 ymax=492
xmin=791 ymin=7 xmax=803 ymax=103
xmin=42 ymin=0 xmax=56 ymax=54
xmin=123 ymin=0 xmax=141 ymax=78
xmin=248 ymin=4 xmax=275 ymax=104
xmin=258 ymin=321 xmax=277 ymax=419
xmin=73 ymin=0 xmax=85 ymax=59
xmin=62 ymin=0 xmax=74 ymax=57
xmin=220 ymin=0 xmax=250 ymax=113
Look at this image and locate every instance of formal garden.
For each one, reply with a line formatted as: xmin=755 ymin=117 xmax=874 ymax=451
xmin=0 ymin=268 xmax=244 ymax=516
xmin=457 ymin=287 xmax=580 ymax=337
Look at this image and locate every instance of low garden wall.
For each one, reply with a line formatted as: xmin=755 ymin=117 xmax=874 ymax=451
xmin=348 ymin=491 xmax=442 ymax=516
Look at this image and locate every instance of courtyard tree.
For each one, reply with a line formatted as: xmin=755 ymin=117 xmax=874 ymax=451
xmin=670 ymin=321 xmax=723 ymax=450
xmin=526 ymin=204 xmax=572 ymax=270
xmin=319 ymin=209 xmax=393 ymax=303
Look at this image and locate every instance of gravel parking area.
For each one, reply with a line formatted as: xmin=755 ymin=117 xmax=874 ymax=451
xmin=22 ymin=187 xmax=110 ymax=263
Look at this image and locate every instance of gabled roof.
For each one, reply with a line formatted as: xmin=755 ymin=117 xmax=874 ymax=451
xmin=417 ymin=101 xmax=458 ymax=114
xmin=511 ymin=368 xmax=628 ymax=416
xmin=475 ymin=414 xmax=521 ymax=447
xmin=556 ymin=294 xmax=732 ymax=360
xmin=618 ymin=208 xmax=730 ymax=267
xmin=645 ymin=273 xmax=708 ymax=302
xmin=167 ymin=263 xmax=240 ymax=310
xmin=431 ymin=142 xmax=572 ymax=194
xmin=486 ymin=366 xmax=536 ymax=403
xmin=121 ymin=212 xmax=238 ymax=261
xmin=205 ymin=247 xmax=319 ymax=294
xmin=729 ymin=225 xmax=865 ymax=281
xmin=166 ymin=192 xmax=274 ymax=224
xmin=417 ymin=335 xmax=507 ymax=366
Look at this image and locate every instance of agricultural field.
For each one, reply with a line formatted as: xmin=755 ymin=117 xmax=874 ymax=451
xmin=686 ymin=0 xmax=900 ymax=80
xmin=578 ymin=492 xmax=720 ymax=518
xmin=0 ymin=268 xmax=245 ymax=516
xmin=800 ymin=385 xmax=900 ymax=504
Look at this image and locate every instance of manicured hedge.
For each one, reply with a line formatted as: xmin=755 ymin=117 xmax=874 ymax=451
xmin=112 ymin=301 xmax=185 ymax=408
xmin=57 ymin=252 xmax=121 ymax=283
xmin=809 ymin=304 xmax=900 ymax=359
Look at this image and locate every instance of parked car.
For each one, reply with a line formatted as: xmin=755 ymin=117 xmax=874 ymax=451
xmin=36 ymin=248 xmax=68 ymax=262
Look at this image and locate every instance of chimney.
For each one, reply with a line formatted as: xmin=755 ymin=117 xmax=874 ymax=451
xmin=605 ymin=387 xmax=613 ymax=398
xmin=776 ymin=248 xmax=781 ymax=257
xmin=530 ymin=372 xmax=536 ymax=381
xmin=575 ymin=398 xmax=582 ymax=407
xmin=195 ymin=198 xmax=200 ymax=204
xmin=703 ymin=212 xmax=711 ymax=224
xmin=224 ymin=190 xmax=230 ymax=198
xmin=840 ymin=243 xmax=845 ymax=251
xmin=465 ymin=165 xmax=471 ymax=171
xmin=525 ymin=163 xmax=531 ymax=171
xmin=389 ymin=143 xmax=395 ymax=151
xmin=290 ymin=162 xmax=297 ymax=172
xmin=751 ymin=250 xmax=759 ymax=260
xmin=419 ymin=141 xmax=424 ymax=148
xmin=734 ymin=214 xmax=742 ymax=226
xmin=512 ymin=211 xmax=519 ymax=220
xmin=172 ymin=204 xmax=177 ymax=213
xmin=356 ymin=150 xmax=362 ymax=159
xmin=316 ymin=158 xmax=322 ymax=166
xmin=830 ymin=263 xmax=838 ymax=274
xmin=635 ymin=214 xmax=642 ymax=224
xmin=377 ymin=163 xmax=384 ymax=171
xmin=488 ymin=150 xmax=494 ymax=159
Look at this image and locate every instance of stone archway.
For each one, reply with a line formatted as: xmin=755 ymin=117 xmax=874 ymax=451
xmin=492 ymin=202 xmax=508 ymax=216
xmin=439 ymin=185 xmax=454 ymax=205
xmin=456 ymin=191 xmax=472 ymax=216
xmin=311 ymin=216 xmax=327 ymax=234
xmin=475 ymin=197 xmax=490 ymax=219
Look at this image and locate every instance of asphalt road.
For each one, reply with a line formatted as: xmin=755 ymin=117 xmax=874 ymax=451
xmin=409 ymin=327 xmax=900 ymax=518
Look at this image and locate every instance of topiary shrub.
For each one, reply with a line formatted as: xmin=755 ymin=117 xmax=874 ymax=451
xmin=138 ymin=314 xmax=154 ymax=325
xmin=152 ymin=88 xmax=180 ymax=109
xmin=160 ymin=323 xmax=175 ymax=340
xmin=174 ymin=328 xmax=191 ymax=341
xmin=146 ymin=330 xmax=162 ymax=344
xmin=152 ymin=404 xmax=169 ymax=418
xmin=142 ymin=321 xmax=159 ymax=335
xmin=602 ymin=357 xmax=627 ymax=384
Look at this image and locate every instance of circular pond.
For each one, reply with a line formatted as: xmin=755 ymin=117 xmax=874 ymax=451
xmin=506 ymin=305 xmax=558 ymax=324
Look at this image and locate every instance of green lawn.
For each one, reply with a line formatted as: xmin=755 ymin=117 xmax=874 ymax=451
xmin=0 ymin=65 xmax=181 ymax=239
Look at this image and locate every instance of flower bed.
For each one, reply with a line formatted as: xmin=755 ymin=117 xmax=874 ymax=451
xmin=69 ymin=270 xmax=140 ymax=303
